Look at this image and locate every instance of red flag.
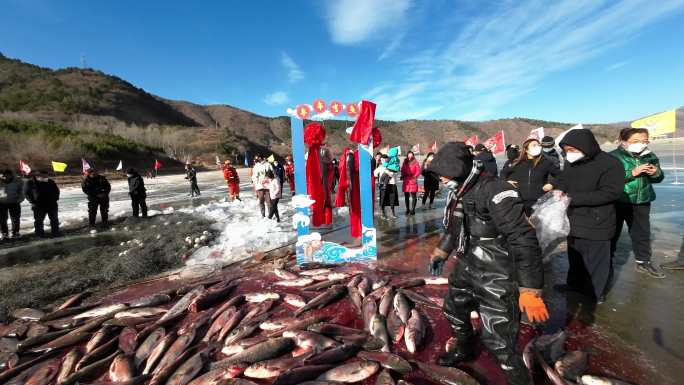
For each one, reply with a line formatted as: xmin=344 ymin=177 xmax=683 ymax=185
xmin=465 ymin=135 xmax=479 ymax=146
xmin=483 ymin=130 xmax=506 ymax=154
xmin=19 ymin=160 xmax=32 ymax=176
xmin=81 ymin=158 xmax=92 ymax=174
xmin=349 ymin=100 xmax=376 ymax=145
xmin=527 ymin=127 xmax=545 ymax=141
xmin=429 ymin=141 xmax=438 ymax=153
xmin=154 ymin=159 xmax=162 ymax=170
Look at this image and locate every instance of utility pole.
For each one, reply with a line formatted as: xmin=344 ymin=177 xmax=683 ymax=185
xmin=80 ymin=54 xmax=87 ymax=69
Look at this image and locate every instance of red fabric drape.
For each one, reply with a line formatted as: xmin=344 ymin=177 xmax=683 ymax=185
xmin=305 ymin=123 xmax=327 ymax=227
xmin=350 ymin=100 xmax=377 ymax=145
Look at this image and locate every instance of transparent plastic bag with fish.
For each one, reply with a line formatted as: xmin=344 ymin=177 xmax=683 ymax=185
xmin=530 ymin=191 xmax=571 ymax=259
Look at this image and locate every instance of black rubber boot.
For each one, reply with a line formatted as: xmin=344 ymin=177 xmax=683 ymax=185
xmin=437 ymin=342 xmax=474 ymax=366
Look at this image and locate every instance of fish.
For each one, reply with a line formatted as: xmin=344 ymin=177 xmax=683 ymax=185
xmin=86 ymin=376 xmax=150 ymax=385
xmin=119 ymin=326 xmax=139 ymax=355
xmin=393 ymin=292 xmax=412 ymax=324
xmin=392 ymin=278 xmax=426 ymax=289
xmin=166 ymin=351 xmax=206 ymax=385
xmin=348 ymin=287 xmax=364 ymax=313
xmin=328 ymin=272 xmax=350 ymax=281
xmin=533 ymin=348 xmax=569 ymax=385
xmin=297 ymin=381 xmax=344 ymax=385
xmin=244 ymin=355 xmax=304 ymax=378
xmin=40 ymin=303 xmax=99 ymax=322
xmin=358 ymin=276 xmax=372 ymax=297
xmin=115 ymin=307 xmax=168 ymax=319
xmin=378 ymin=287 xmax=395 ymax=317
xmin=0 ymin=320 xmax=27 ymax=338
xmin=398 ymin=380 xmax=413 ymax=385
xmin=0 ymin=337 xmax=18 ymax=353
xmin=217 ymin=308 xmax=247 ymax=342
xmin=154 ymin=328 xmax=196 ymax=374
xmin=535 ymin=330 xmax=567 ymax=364
xmin=308 ymin=323 xmax=366 ymax=337
xmin=303 ymin=279 xmax=345 ymax=292
xmin=56 ymin=349 xmax=81 ymax=384
xmin=204 ymin=307 xmax=236 ymax=342
xmin=149 ymin=347 xmax=199 ymax=385
xmin=317 ymin=360 xmax=380 ymax=383
xmin=405 ymin=309 xmax=426 ymax=354
xmin=0 ymin=349 xmax=60 ymax=384
xmin=578 ymin=375 xmax=634 ymax=385
xmin=239 ymin=300 xmax=276 ymax=327
xmin=362 ymin=298 xmax=378 ymax=330
xmin=399 ymin=289 xmax=441 ymax=309
xmin=370 ymin=314 xmax=390 ymax=352
xmin=73 ymin=304 xmax=128 ymax=320
xmin=11 ymin=308 xmax=45 ymax=321
xmin=276 ymin=278 xmax=316 ymax=287
xmin=25 ymin=323 xmax=49 ymax=339
xmin=357 ymin=351 xmax=412 ymax=374
xmin=75 ymin=336 xmax=118 ymax=371
xmin=413 ymin=360 xmax=480 ymax=385
xmin=555 ymin=351 xmax=589 ymax=381
xmin=109 ymin=354 xmax=135 ymax=382
xmin=54 ymin=292 xmax=90 ymax=311
xmin=210 ymin=295 xmax=246 ymax=322
xmin=221 ymin=336 xmax=267 ymax=356
xmin=0 ymin=352 xmax=18 ymax=370
xmin=128 ymin=293 xmax=172 ymax=308
xmin=189 ymin=282 xmax=237 ymax=312
xmin=300 ymin=268 xmax=332 ymax=276
xmin=295 ymin=285 xmax=347 ymax=316
xmin=386 ymin=310 xmax=404 ymax=343
xmin=375 ymin=369 xmax=395 ymax=385
xmin=143 ymin=332 xmax=176 ymax=375
xmin=273 ymin=365 xmax=335 ymax=385
xmin=223 ymin=319 xmax=262 ymax=346
xmin=156 ymin=286 xmax=205 ymax=326
xmin=423 ymin=276 xmax=449 ymax=285
xmin=284 ymin=293 xmax=307 ymax=308
xmin=311 ymin=274 xmax=331 ymax=282
xmin=261 ymin=317 xmax=297 ymax=331
xmin=16 ymin=329 xmax=70 ymax=353
xmin=267 ymin=315 xmax=328 ymax=338
xmin=178 ymin=308 xmax=217 ymax=335
xmin=522 ymin=338 xmax=535 ymax=371
xmin=60 ymin=350 xmax=119 ymax=385
xmin=347 ymin=275 xmax=363 ymax=288
xmin=212 ymin=337 xmax=295 ymax=368
xmin=275 ymin=268 xmax=300 ymax=280
xmin=25 ymin=358 xmax=59 ymax=385
xmin=372 ymin=276 xmax=391 ymax=290
xmin=187 ymin=364 xmax=246 ymax=385
xmin=30 ymin=330 xmax=93 ymax=354
xmin=283 ymin=330 xmax=339 ymax=352
xmin=245 ymin=292 xmax=281 ymax=303
xmin=135 ymin=327 xmax=165 ymax=369
xmin=305 ymin=344 xmax=361 ymax=365
xmin=85 ymin=325 xmax=119 ymax=354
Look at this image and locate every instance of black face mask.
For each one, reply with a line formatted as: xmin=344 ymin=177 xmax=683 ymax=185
xmin=506 ymin=148 xmax=520 ymax=161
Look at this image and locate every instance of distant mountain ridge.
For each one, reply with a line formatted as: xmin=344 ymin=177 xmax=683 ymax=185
xmin=1 ymin=53 xmax=681 ymax=170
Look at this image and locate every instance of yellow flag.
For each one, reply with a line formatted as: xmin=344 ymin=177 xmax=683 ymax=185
xmin=51 ymin=161 xmax=68 ymax=172
xmin=267 ymin=154 xmax=275 ymax=163
xmin=631 ymin=109 xmax=676 ymax=136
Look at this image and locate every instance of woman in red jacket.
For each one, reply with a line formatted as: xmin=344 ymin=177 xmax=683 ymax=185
xmin=223 ymin=160 xmax=241 ymax=201
xmin=401 ymin=151 xmax=421 ymax=215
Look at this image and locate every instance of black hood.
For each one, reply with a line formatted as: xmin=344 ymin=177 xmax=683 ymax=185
xmin=475 ymin=151 xmax=495 ymax=161
xmin=559 ymin=129 xmax=601 ymax=159
xmin=427 ymin=142 xmax=473 ymax=181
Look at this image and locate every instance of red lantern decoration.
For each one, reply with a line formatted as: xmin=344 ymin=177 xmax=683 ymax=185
xmin=312 ymin=99 xmax=326 ymax=114
xmin=296 ymin=104 xmax=311 ymax=120
xmin=346 ymin=102 xmax=359 ymax=117
xmin=329 ymin=101 xmax=343 ymax=116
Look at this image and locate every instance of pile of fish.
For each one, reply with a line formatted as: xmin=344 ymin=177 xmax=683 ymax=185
xmin=0 ymin=262 xmax=488 ymax=385
xmin=523 ymin=330 xmax=635 ymax=385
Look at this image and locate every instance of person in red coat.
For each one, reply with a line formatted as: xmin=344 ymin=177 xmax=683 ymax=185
xmin=401 ymin=151 xmax=421 ymax=215
xmin=284 ymin=155 xmax=296 ymax=195
xmin=222 ymin=160 xmax=241 ymax=201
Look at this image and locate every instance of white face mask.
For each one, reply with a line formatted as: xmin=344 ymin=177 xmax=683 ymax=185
xmin=543 ymin=147 xmax=553 ymax=153
xmin=565 ymin=152 xmax=584 ymax=163
xmin=527 ymin=146 xmax=542 ymax=157
xmin=626 ymin=142 xmax=647 ymax=154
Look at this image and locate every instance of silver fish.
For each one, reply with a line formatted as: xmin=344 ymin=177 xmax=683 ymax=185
xmin=245 ymin=292 xmax=281 ymax=303
xmin=156 ymin=286 xmax=205 ymax=326
xmin=284 ymin=293 xmax=307 ymax=308
xmin=393 ymin=292 xmax=411 ymax=324
xmin=275 ymin=268 xmax=300 ymax=280
xmin=317 ymin=361 xmax=380 ymax=383
xmin=404 ymin=309 xmax=425 ymax=353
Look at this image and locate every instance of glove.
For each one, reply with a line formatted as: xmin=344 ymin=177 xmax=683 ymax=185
xmin=519 ymin=290 xmax=549 ymax=323
xmin=428 ymin=255 xmax=446 ymax=276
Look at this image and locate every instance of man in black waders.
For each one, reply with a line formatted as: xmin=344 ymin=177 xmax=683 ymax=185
xmin=426 ymin=142 xmax=548 ymax=385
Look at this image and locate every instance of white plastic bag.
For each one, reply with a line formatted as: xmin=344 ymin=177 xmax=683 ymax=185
xmin=530 ymin=191 xmax=571 ymax=259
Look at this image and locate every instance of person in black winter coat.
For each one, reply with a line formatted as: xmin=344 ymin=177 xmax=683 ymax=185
xmin=185 ymin=163 xmax=201 ymax=197
xmin=82 ymin=169 xmax=111 ymax=227
xmin=541 ymin=135 xmax=560 ymax=163
xmin=555 ymin=129 xmax=624 ymax=302
xmin=273 ymin=160 xmax=286 ymax=187
xmin=501 ymin=139 xmax=561 ymax=215
xmin=473 ymin=144 xmax=498 ymax=177
xmin=426 ymin=142 xmax=547 ymax=385
xmin=500 ymin=144 xmax=520 ymax=176
xmin=0 ymin=169 xmax=25 ymax=240
xmin=25 ymin=170 xmax=60 ymax=237
xmin=421 ymin=152 xmax=440 ymax=209
xmin=127 ymin=168 xmax=147 ymax=218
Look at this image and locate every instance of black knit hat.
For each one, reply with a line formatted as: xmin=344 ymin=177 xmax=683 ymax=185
xmin=427 ymin=142 xmax=473 ymax=181
xmin=474 ymin=143 xmax=486 ymax=152
xmin=541 ymin=136 xmax=555 ymax=148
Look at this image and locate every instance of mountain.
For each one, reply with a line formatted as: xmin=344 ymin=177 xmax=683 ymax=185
xmin=0 ymin=53 xmax=680 ymax=172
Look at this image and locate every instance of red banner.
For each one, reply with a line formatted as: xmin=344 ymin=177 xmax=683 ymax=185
xmin=19 ymin=160 xmax=32 ymax=176
xmin=154 ymin=159 xmax=162 ymax=170
xmin=329 ymin=101 xmax=343 ymax=115
xmin=313 ymin=99 xmax=326 ymax=114
xmin=483 ymin=131 xmax=506 ymax=154
xmin=465 ymin=135 xmax=479 ymax=147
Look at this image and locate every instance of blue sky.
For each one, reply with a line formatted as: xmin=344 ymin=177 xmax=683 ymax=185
xmin=1 ymin=0 xmax=683 ymax=123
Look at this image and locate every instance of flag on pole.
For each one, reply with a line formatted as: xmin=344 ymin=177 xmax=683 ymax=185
xmin=631 ymin=109 xmax=677 ymax=136
xmin=51 ymin=161 xmax=68 ymax=173
xmin=81 ymin=158 xmax=92 ymax=174
xmin=527 ymin=127 xmax=545 ymax=141
xmin=465 ymin=135 xmax=479 ymax=147
xmin=116 ymin=160 xmax=123 ymax=171
xmin=411 ymin=144 xmax=420 ymax=154
xmin=429 ymin=141 xmax=438 ymax=153
xmin=483 ymin=130 xmax=506 ymax=154
xmin=19 ymin=160 xmax=32 ymax=176
xmin=154 ymin=159 xmax=162 ymax=170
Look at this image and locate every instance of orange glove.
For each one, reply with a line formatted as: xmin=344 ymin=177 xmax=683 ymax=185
xmin=519 ymin=290 xmax=549 ymax=323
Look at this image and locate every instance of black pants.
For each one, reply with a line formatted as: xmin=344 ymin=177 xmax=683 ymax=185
xmin=443 ymin=252 xmax=529 ymax=385
xmin=611 ymin=203 xmax=651 ymax=263
xmin=256 ymin=189 xmax=272 ymax=218
xmin=268 ymin=198 xmax=280 ymax=222
xmin=88 ymin=198 xmax=109 ymax=226
xmin=0 ymin=203 xmax=21 ymax=236
xmin=33 ymin=205 xmax=59 ymax=237
xmin=190 ymin=180 xmax=201 ymax=197
xmin=404 ymin=192 xmax=417 ymax=212
xmin=567 ymin=236 xmax=611 ymax=299
xmin=131 ymin=195 xmax=148 ymax=218
xmin=422 ymin=189 xmax=436 ymax=205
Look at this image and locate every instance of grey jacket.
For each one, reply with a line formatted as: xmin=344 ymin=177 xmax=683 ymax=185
xmin=0 ymin=178 xmax=26 ymax=204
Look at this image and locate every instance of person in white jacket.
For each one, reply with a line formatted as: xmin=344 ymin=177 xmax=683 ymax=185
xmin=266 ymin=170 xmax=282 ymax=222
xmin=251 ymin=155 xmax=274 ymax=217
